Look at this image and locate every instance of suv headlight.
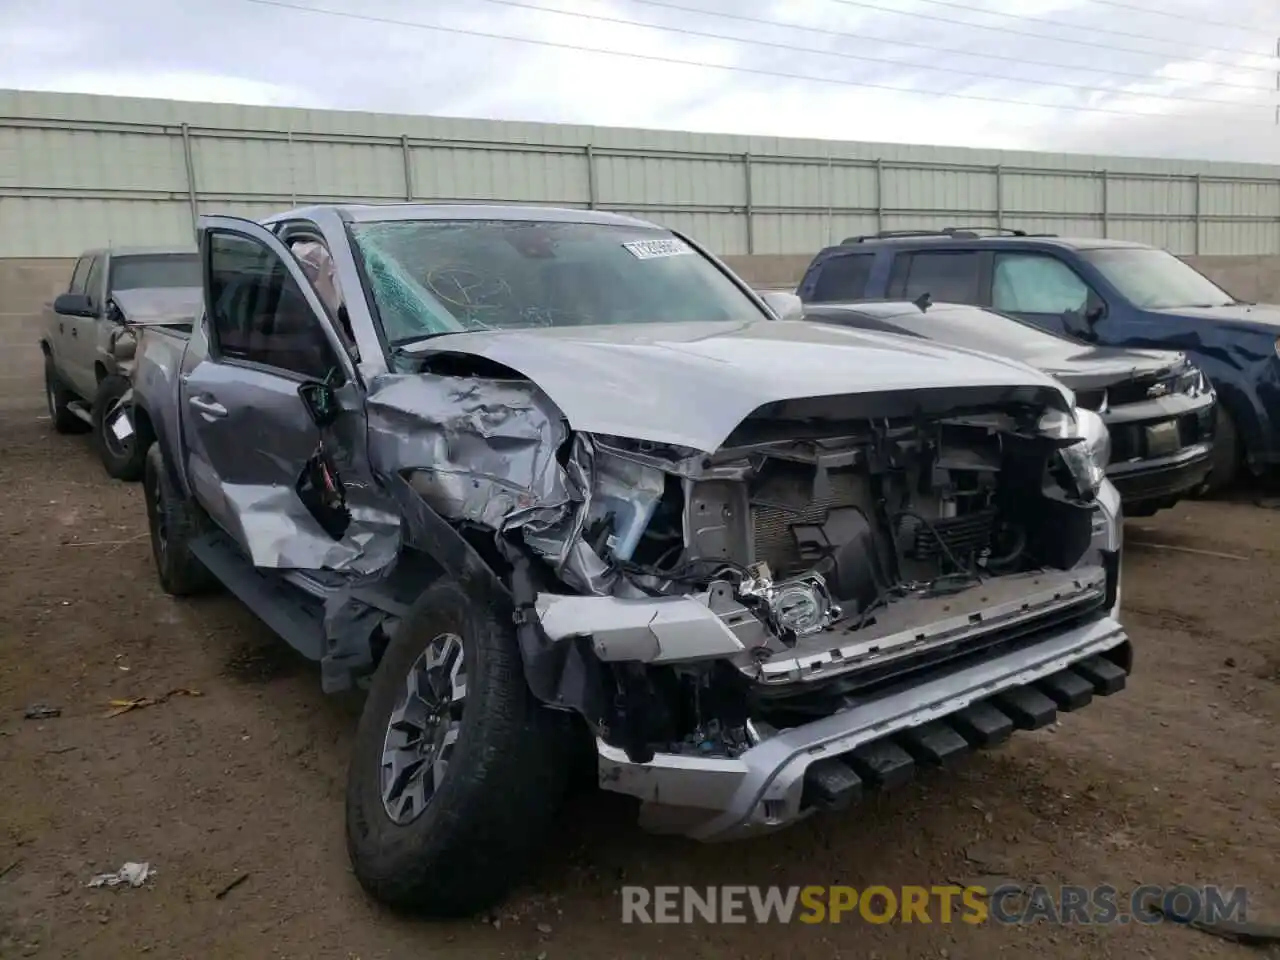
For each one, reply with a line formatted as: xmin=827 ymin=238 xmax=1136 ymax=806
xmin=1174 ymin=365 xmax=1210 ymax=397
xmin=1043 ymin=407 xmax=1110 ymax=499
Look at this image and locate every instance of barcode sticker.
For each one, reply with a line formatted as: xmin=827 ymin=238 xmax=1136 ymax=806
xmin=622 ymin=238 xmax=693 ymax=260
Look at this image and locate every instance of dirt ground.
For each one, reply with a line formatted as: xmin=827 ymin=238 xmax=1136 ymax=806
xmin=1 ymin=402 xmax=1277 ymax=960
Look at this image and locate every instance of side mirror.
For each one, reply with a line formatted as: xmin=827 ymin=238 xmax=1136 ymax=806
xmin=297 ymin=380 xmax=340 ymax=428
xmin=760 ymin=290 xmax=804 ymax=322
xmin=53 ymin=292 xmax=95 ymax=317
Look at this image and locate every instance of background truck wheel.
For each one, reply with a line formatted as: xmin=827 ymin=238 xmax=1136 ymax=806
xmin=1194 ymin=405 xmax=1240 ymax=497
xmin=44 ymin=359 xmax=88 ymax=435
xmin=345 ymin=577 xmax=572 ymax=917
xmin=143 ymin=443 xmax=218 ymax=596
xmin=92 ymin=374 xmax=149 ymax=481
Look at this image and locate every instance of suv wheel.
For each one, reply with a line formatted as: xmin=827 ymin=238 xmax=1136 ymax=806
xmin=92 ymin=375 xmax=150 ymax=481
xmin=345 ymin=578 xmax=572 ymax=917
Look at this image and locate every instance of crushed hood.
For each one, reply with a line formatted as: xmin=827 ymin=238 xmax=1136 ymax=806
xmin=110 ymin=287 xmax=202 ymax=326
xmin=402 ymin=319 xmax=1069 ymax=451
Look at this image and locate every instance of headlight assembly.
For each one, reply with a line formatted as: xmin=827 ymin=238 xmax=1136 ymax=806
xmin=1048 ymin=407 xmax=1110 ymax=500
xmin=1076 ymin=407 xmax=1111 ymax=471
xmin=1174 ymin=365 xmax=1210 ymax=397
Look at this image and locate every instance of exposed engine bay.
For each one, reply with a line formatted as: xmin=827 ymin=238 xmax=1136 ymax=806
xmin=524 ymin=403 xmax=1111 ymax=764
xmin=254 ymin=347 xmax=1114 ymax=768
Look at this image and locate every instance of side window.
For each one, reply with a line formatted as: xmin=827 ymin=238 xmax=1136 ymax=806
xmin=891 ymin=252 xmax=982 ymax=303
xmin=68 ymin=257 xmax=91 ymax=295
xmin=207 ymin=231 xmax=340 ymax=381
xmin=83 ymin=257 xmax=105 ymax=310
xmin=809 ymin=253 xmax=874 ymax=302
xmin=992 ymin=254 xmax=1090 ymax=314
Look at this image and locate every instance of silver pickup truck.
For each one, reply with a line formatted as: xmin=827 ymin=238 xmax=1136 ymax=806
xmin=130 ymin=204 xmax=1129 ymax=918
xmin=40 ymin=246 xmax=200 ymax=480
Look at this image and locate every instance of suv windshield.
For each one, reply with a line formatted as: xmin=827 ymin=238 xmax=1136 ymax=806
xmin=349 ymin=219 xmax=763 ymax=344
xmin=1081 ymin=247 xmax=1236 ymax=310
xmin=110 ymin=254 xmax=201 ymax=291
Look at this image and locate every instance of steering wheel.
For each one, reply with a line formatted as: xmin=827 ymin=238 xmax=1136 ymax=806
xmin=424 ymin=265 xmax=515 ymax=315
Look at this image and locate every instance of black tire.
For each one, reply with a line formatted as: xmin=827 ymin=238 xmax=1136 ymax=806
xmin=1195 ymin=404 xmax=1240 ymax=497
xmin=92 ymin=374 xmax=150 ymax=481
xmin=345 ymin=577 xmax=573 ymax=917
xmin=44 ymin=358 xmax=88 ymax=435
xmin=143 ymin=443 xmax=218 ymax=596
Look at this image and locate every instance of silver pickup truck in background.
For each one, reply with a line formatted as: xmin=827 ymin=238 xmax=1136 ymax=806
xmin=40 ymin=246 xmax=201 ymax=480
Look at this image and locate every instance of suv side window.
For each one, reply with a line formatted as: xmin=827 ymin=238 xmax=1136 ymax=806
xmin=809 ymin=252 xmax=874 ymax=302
xmin=83 ymin=256 xmax=105 ymax=311
xmin=992 ymin=253 xmax=1089 ymax=314
xmin=889 ymin=251 xmax=982 ymax=303
xmin=68 ymin=257 xmax=91 ymax=295
xmin=206 ymin=231 xmax=340 ymax=381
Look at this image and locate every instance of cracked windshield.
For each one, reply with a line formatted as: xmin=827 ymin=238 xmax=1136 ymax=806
xmin=350 ymin=219 xmax=762 ymax=344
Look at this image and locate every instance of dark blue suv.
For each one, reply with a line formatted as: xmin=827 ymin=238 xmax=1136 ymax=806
xmin=797 ymin=228 xmax=1280 ymax=492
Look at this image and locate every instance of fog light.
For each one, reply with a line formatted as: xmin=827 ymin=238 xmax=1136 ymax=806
xmin=771 ymin=581 xmax=831 ymax=636
xmin=738 ymin=567 xmax=840 ymax=638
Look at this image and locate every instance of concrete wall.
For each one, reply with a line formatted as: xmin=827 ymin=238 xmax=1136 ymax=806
xmin=0 ymin=257 xmax=72 ymax=408
xmin=5 ymin=89 xmax=1280 ymax=258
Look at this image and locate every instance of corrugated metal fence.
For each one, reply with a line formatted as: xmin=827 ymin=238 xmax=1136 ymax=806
xmin=3 ymin=89 xmax=1280 ymax=258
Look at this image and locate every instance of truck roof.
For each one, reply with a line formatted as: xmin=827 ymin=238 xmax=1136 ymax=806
xmin=262 ymin=202 xmax=662 ymax=230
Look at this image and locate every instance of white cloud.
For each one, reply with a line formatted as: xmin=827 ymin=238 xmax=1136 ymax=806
xmin=0 ymin=0 xmax=1276 ymax=163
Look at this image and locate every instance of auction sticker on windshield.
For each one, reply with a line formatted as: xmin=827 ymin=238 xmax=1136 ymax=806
xmin=622 ymin=237 xmax=693 ymax=259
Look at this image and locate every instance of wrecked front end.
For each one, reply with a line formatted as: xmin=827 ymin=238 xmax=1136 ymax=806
xmin=370 ymin=370 xmax=1128 ymax=841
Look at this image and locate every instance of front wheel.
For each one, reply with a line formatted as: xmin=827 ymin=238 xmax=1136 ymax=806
xmin=345 ymin=578 xmax=573 ymax=917
xmin=92 ymin=374 xmax=150 ymax=481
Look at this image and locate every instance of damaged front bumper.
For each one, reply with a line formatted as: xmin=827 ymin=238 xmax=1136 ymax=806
xmin=596 ymin=614 xmax=1130 ymax=840
xmin=576 ymin=481 xmax=1127 ymax=841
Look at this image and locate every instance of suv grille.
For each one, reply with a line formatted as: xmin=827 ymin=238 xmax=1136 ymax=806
xmin=1106 ymin=370 xmax=1178 ymax=406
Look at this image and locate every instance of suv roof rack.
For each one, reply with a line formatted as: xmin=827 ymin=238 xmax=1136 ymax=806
xmin=840 ymin=226 xmax=1059 ymax=244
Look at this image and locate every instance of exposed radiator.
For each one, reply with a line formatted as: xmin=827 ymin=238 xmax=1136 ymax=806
xmin=750 ymin=472 xmax=865 ymax=575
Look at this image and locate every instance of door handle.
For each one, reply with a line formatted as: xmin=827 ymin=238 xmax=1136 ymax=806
xmin=188 ymin=396 xmax=228 ymax=418
xmin=71 ymin=328 xmax=78 ymax=337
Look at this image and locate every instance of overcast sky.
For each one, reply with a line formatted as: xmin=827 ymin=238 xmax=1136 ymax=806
xmin=1 ymin=0 xmax=1277 ymax=163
